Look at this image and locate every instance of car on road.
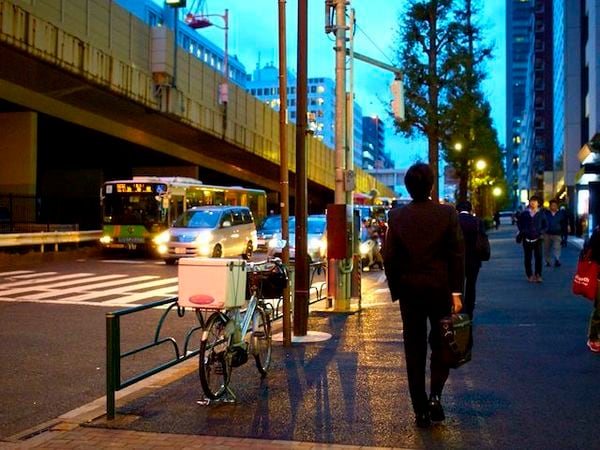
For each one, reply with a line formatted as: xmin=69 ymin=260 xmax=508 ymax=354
xmin=156 ymin=205 xmax=257 ymax=264
xmin=498 ymin=210 xmax=516 ymax=225
xmin=267 ymin=214 xmax=327 ymax=262
xmin=256 ymin=214 xmax=283 ymax=251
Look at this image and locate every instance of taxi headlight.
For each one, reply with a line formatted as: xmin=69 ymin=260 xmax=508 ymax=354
xmin=268 ymin=237 xmax=287 ymax=249
xmin=195 ymin=230 xmax=213 ymax=245
xmin=153 ymin=230 xmax=170 ymax=245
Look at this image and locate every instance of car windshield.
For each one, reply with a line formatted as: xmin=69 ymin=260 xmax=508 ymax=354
xmin=308 ymin=217 xmax=326 ymax=234
xmin=288 ymin=216 xmax=325 ymax=235
xmin=259 ymin=215 xmax=283 ymax=231
xmin=173 ymin=209 xmax=220 ymax=228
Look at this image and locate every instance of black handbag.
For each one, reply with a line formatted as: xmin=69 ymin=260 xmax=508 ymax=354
xmin=439 ymin=313 xmax=472 ymax=368
xmin=515 ymin=231 xmax=523 ymax=244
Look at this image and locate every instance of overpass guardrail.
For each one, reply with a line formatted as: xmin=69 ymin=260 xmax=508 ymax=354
xmin=0 ymin=229 xmax=101 ymax=252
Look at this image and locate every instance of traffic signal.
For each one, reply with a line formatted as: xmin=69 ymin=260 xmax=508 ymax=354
xmin=390 ymin=78 xmax=405 ymax=121
xmin=165 ymin=0 xmax=186 ymax=7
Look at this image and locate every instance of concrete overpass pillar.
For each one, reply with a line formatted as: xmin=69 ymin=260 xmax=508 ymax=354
xmin=0 ymin=112 xmax=37 ymax=195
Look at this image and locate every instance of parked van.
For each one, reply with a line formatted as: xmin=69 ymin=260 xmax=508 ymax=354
xmin=157 ymin=205 xmax=257 ymax=264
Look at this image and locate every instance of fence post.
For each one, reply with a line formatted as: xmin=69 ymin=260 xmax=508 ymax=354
xmin=106 ymin=312 xmax=120 ymax=420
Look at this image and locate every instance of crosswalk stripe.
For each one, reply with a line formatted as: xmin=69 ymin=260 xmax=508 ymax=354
xmin=66 ymin=277 xmax=178 ymax=302
xmin=0 ymin=270 xmax=36 ymax=276
xmin=1 ymin=274 xmax=129 ymax=296
xmin=101 ymin=283 xmax=178 ymax=305
xmin=22 ymin=275 xmax=160 ymax=300
xmin=1 ymin=271 xmax=58 ymax=280
xmin=0 ymin=273 xmax=95 ymax=289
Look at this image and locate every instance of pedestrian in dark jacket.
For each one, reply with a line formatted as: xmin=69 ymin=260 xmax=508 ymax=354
xmin=517 ymin=195 xmax=548 ymax=283
xmin=542 ymin=199 xmax=567 ymax=267
xmin=457 ymin=201 xmax=487 ymax=319
xmin=383 ymin=163 xmax=465 ymax=429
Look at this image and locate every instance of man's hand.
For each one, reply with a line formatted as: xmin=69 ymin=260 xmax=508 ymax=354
xmin=452 ymin=293 xmax=462 ymax=314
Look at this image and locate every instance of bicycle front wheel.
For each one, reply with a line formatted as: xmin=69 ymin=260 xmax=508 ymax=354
xmin=199 ymin=312 xmax=231 ymax=400
xmin=250 ymin=306 xmax=272 ymax=376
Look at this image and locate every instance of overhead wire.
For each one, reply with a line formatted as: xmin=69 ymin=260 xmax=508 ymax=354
xmin=354 ymin=22 xmax=395 ymax=66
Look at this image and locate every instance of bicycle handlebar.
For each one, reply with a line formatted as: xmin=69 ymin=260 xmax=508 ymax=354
xmin=246 ymin=257 xmax=284 ymax=270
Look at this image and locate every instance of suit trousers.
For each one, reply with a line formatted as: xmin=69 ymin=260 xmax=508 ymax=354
xmin=398 ymin=293 xmax=451 ymax=414
xmin=463 ymin=265 xmax=480 ymax=319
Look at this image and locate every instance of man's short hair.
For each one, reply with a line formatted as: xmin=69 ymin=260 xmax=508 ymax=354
xmin=405 ymin=163 xmax=433 ymax=201
xmin=456 ymin=201 xmax=472 ymax=212
xmin=549 ymin=199 xmax=558 ymax=205
xmin=529 ymin=195 xmax=540 ymax=202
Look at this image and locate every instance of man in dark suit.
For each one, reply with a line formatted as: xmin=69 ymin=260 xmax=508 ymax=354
xmin=383 ymin=163 xmax=465 ymax=429
xmin=457 ymin=200 xmax=487 ymax=319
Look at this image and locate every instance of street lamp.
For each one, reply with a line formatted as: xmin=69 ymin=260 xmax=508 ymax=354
xmin=185 ymin=9 xmax=229 ymax=104
xmin=475 ymin=159 xmax=487 ymax=171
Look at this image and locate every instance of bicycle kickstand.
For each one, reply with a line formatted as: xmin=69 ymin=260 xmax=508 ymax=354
xmin=197 ymin=386 xmax=237 ymax=406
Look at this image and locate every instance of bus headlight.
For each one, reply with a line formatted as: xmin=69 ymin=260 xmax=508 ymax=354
xmin=100 ymin=235 xmax=112 ymax=245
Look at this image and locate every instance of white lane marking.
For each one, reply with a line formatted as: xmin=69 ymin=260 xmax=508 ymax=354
xmin=0 ymin=273 xmax=95 ymax=289
xmin=101 ymin=282 xmax=179 ymax=305
xmin=1 ymin=274 xmax=129 ymax=296
xmin=0 ymin=296 xmax=145 ymax=308
xmin=101 ymin=260 xmax=165 ymax=265
xmin=0 ymin=270 xmax=36 ymax=276
xmin=0 ymin=271 xmax=58 ymax=280
xmin=20 ymin=275 xmax=158 ymax=300
xmin=67 ymin=277 xmax=178 ymax=302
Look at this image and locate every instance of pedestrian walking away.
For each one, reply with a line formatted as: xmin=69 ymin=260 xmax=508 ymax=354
xmin=493 ymin=210 xmax=500 ymax=230
xmin=383 ymin=163 xmax=465 ymax=429
xmin=457 ymin=201 xmax=488 ymax=320
xmin=583 ymin=226 xmax=600 ymax=353
xmin=542 ymin=199 xmax=568 ymax=268
xmin=517 ymin=195 xmax=548 ymax=283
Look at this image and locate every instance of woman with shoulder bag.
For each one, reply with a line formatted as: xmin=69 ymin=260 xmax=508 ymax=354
xmin=585 ymin=226 xmax=600 ymax=353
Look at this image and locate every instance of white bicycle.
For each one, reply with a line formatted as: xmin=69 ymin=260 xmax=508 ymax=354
xmin=198 ymin=258 xmax=288 ymax=401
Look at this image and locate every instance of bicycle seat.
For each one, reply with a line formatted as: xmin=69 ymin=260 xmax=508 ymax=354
xmin=187 ymin=294 xmax=225 ymax=309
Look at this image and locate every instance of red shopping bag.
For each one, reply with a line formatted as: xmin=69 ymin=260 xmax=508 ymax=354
xmin=572 ymin=250 xmax=599 ymax=301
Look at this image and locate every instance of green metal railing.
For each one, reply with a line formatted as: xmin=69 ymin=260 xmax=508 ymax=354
xmin=105 ymin=297 xmax=204 ymax=420
xmin=105 ymin=261 xmax=327 ymax=420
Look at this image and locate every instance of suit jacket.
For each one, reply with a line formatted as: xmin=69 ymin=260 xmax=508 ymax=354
xmin=383 ymin=200 xmax=465 ymax=302
xmin=458 ymin=212 xmax=485 ymax=270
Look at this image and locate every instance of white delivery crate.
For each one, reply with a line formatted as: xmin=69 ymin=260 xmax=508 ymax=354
xmin=178 ymin=258 xmax=247 ymax=309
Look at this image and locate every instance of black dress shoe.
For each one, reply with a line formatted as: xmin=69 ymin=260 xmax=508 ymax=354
xmin=415 ymin=411 xmax=431 ymax=428
xmin=428 ymin=395 xmax=445 ymax=422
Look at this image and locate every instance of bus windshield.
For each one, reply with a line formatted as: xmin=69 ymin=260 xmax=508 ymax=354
xmin=103 ymin=192 xmax=164 ymax=226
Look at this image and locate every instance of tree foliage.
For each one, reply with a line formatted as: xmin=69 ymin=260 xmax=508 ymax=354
xmin=392 ymin=0 xmax=504 ymax=206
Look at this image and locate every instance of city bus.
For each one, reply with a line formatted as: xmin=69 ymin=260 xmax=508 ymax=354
xmin=99 ymin=176 xmax=267 ymax=254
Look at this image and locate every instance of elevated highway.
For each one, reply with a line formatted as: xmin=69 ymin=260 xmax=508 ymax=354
xmin=0 ymin=0 xmax=394 ymax=215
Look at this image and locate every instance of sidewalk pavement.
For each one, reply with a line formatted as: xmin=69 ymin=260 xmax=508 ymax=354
xmin=2 ymin=228 xmax=597 ymax=449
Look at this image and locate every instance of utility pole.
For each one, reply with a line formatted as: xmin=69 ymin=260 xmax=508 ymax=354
xmin=277 ymin=0 xmax=291 ymax=346
xmin=334 ymin=0 xmax=346 ymax=205
xmin=293 ymin=0 xmax=309 ymax=336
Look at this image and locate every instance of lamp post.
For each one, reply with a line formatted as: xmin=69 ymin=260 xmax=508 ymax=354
xmin=185 ymin=9 xmax=229 ymax=104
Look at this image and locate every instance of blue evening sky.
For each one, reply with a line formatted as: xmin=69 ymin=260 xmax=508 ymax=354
xmin=160 ymin=0 xmax=506 ymax=169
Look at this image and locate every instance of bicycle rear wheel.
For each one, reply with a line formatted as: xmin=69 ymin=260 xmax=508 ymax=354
xmin=250 ymin=306 xmax=272 ymax=376
xmin=199 ymin=312 xmax=231 ymax=400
